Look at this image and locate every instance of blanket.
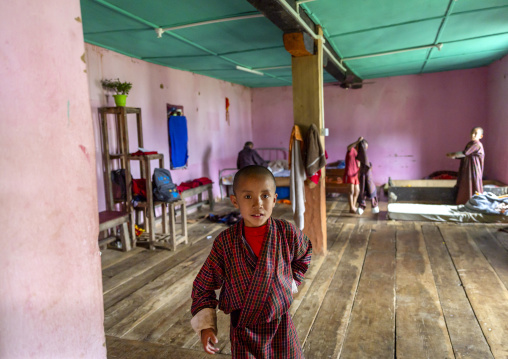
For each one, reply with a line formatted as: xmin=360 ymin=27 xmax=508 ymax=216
xmin=464 ymin=192 xmax=508 ymax=215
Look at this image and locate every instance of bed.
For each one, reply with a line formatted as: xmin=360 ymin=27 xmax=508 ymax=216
xmin=387 ymin=202 xmax=508 ymax=223
xmin=387 ymin=178 xmax=507 ymax=204
xmin=324 ymin=160 xmax=351 ymax=195
xmin=387 ymin=179 xmax=508 ymax=223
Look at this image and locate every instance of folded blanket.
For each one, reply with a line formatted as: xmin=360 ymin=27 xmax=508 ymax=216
xmin=464 ymin=193 xmax=508 ymax=215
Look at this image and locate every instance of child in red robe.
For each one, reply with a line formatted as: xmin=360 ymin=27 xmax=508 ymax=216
xmin=343 ymin=137 xmax=363 ymax=213
xmin=447 ymin=127 xmax=485 ymax=205
xmin=191 ymin=165 xmax=312 ymax=358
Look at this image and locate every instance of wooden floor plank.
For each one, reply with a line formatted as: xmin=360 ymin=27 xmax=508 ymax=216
xmin=106 ymin=336 xmax=230 ymax=359
xmin=303 ymin=224 xmax=370 ymax=359
xmin=440 ymin=225 xmax=508 ymax=358
xmin=290 ymin=223 xmax=343 ymax=316
xmin=422 ymin=224 xmax=494 ymax=358
xmin=101 ymin=246 xmax=144 ymax=270
xmin=108 ymin=256 xmax=204 ymax=337
xmin=492 ymin=226 xmax=508 ymax=251
xmin=102 ymin=250 xmax=174 ymax=294
xmin=104 ymin=232 xmax=218 ymax=331
xmin=395 ymin=224 xmax=454 ymax=358
xmin=470 ymin=226 xmax=508 ymax=290
xmin=340 ymin=225 xmax=396 ymax=358
xmin=291 ymin=223 xmax=353 ymax=350
xmin=103 ymin=225 xmax=222 ymax=310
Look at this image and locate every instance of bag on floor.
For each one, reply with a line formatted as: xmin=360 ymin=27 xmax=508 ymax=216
xmin=153 ymin=168 xmax=180 ymax=202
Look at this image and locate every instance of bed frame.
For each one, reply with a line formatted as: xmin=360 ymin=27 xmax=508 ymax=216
xmin=388 ymin=178 xmax=508 ymax=204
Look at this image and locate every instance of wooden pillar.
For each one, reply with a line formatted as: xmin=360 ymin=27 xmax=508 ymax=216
xmin=288 ymin=27 xmax=327 ymax=254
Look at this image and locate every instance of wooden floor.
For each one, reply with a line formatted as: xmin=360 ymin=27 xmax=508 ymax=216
xmin=102 ymin=195 xmax=508 ymax=358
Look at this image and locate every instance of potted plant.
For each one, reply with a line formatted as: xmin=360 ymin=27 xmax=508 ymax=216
xmin=101 ymin=78 xmax=133 ymax=107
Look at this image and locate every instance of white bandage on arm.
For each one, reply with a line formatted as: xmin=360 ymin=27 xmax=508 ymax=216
xmin=190 ymin=307 xmax=217 ymax=337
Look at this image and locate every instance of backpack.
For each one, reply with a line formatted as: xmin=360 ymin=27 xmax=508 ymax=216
xmin=153 ymin=168 xmax=181 ymax=202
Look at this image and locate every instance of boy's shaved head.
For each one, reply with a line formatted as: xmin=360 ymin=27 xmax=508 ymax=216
xmin=233 ymin=165 xmax=276 ymax=194
xmin=472 ymin=127 xmax=483 ymax=135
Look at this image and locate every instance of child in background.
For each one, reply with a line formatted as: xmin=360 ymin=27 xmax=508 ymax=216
xmin=190 ymin=165 xmax=312 ymax=358
xmin=446 ymin=127 xmax=485 ymax=205
xmin=356 ymin=139 xmax=379 ymax=215
xmin=343 ymin=137 xmax=363 ymax=213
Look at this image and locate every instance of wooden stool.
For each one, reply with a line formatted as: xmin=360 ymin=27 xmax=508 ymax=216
xmin=165 ymin=199 xmax=188 ymax=251
xmin=98 ymin=210 xmax=132 ymax=251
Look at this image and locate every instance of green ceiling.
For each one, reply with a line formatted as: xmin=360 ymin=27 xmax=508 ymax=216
xmin=81 ymin=0 xmax=508 ymax=88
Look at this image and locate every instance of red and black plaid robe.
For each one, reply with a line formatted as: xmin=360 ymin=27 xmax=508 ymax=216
xmin=191 ymin=217 xmax=312 ymax=358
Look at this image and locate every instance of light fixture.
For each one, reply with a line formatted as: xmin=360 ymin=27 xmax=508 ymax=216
xmin=236 ymin=66 xmax=264 ymax=76
xmin=342 ymin=43 xmax=443 ymax=62
xmin=155 ymin=14 xmax=264 ymax=38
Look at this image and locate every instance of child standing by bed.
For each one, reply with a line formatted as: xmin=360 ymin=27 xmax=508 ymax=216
xmin=190 ymin=165 xmax=312 ymax=358
xmin=356 ymin=139 xmax=379 ymax=215
xmin=343 ymin=137 xmax=363 ymax=213
xmin=446 ymin=127 xmax=485 ymax=205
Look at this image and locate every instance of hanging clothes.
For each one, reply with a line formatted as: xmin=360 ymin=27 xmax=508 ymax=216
xmin=168 ymin=115 xmax=188 ymax=169
xmin=289 ymin=125 xmax=306 ymax=230
xmin=305 ymin=123 xmax=326 ymax=177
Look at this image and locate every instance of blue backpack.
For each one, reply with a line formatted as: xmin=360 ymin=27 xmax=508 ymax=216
xmin=153 ymin=168 xmax=180 ymax=202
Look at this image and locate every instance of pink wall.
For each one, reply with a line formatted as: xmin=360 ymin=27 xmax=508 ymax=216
xmin=252 ymin=68 xmax=489 ymax=184
xmin=486 ymin=55 xmax=508 ymax=184
xmin=0 ymin=1 xmax=106 ymax=358
xmin=85 ymin=45 xmax=253 ymax=211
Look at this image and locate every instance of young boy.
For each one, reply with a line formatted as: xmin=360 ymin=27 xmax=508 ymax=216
xmin=190 ymin=165 xmax=312 ymax=358
xmin=447 ymin=127 xmax=485 ymax=205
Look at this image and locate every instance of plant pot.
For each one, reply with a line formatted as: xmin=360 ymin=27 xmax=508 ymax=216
xmin=113 ymin=94 xmax=127 ymax=107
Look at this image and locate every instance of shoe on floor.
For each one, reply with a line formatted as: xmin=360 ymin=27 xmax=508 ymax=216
xmin=356 ymin=207 xmax=364 ymax=215
xmin=372 ymin=206 xmax=380 ymax=214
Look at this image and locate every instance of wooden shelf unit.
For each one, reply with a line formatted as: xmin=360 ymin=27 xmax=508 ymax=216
xmin=99 ymin=106 xmax=188 ymax=251
xmin=99 ymin=107 xmax=144 ymax=212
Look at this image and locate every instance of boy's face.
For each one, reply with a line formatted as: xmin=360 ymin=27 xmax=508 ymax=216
xmin=230 ymin=174 xmax=277 ymax=227
xmin=471 ymin=129 xmax=483 ymax=141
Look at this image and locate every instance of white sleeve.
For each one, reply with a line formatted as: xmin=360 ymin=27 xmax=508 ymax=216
xmin=292 ymin=279 xmax=299 ymax=293
xmin=190 ymin=308 xmax=217 ymax=337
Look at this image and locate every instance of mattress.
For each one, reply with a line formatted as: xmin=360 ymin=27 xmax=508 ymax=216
xmin=387 ymin=203 xmax=508 ymax=223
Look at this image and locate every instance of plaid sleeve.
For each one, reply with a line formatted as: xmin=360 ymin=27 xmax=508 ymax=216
xmin=291 ymin=227 xmax=312 ymax=286
xmin=191 ymin=236 xmax=226 ymax=316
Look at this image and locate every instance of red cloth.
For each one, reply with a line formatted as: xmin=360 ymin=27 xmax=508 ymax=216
xmin=176 ymin=177 xmax=213 ymax=193
xmin=130 ymin=150 xmax=158 ymax=156
xmin=343 ymin=147 xmax=359 ymax=184
xmin=244 ymin=223 xmax=268 ymax=257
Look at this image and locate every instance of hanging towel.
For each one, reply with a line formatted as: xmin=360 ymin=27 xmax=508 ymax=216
xmin=290 ymin=125 xmax=306 ymax=230
xmin=168 ymin=115 xmax=188 ymax=169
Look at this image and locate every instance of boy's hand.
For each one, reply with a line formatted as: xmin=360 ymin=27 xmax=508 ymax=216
xmin=201 ymin=328 xmax=219 ymax=354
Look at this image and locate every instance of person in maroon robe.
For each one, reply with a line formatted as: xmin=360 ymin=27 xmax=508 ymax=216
xmin=191 ymin=166 xmax=312 ymax=358
xmin=237 ymin=141 xmax=268 ymax=169
xmin=447 ymin=127 xmax=485 ymax=205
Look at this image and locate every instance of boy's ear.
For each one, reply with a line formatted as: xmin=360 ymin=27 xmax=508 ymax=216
xmin=230 ymin=194 xmax=239 ymax=208
xmin=273 ymin=192 xmax=278 ymax=204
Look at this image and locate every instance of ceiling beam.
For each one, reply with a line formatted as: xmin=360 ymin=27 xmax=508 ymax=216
xmin=245 ymin=0 xmax=352 ymax=83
